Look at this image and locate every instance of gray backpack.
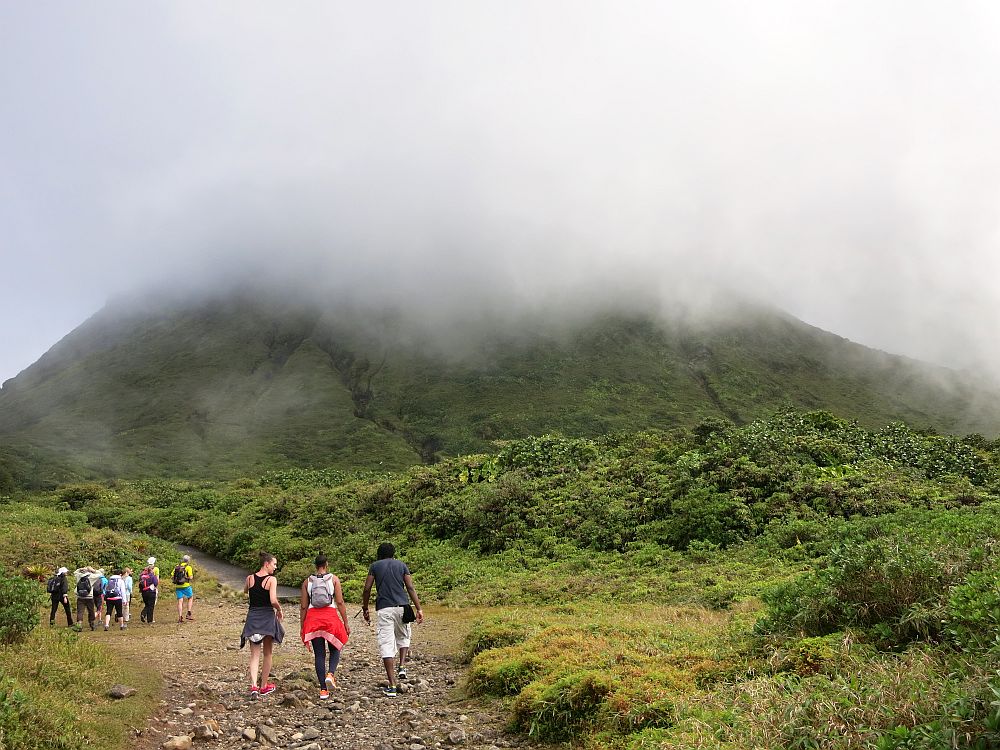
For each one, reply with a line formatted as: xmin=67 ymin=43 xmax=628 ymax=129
xmin=309 ymin=574 xmax=333 ymax=608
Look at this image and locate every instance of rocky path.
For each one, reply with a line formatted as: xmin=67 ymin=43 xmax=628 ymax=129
xmin=93 ymin=595 xmax=541 ymax=750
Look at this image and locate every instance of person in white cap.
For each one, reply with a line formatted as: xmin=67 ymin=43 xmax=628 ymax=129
xmin=139 ymin=557 xmax=159 ymax=624
xmin=47 ymin=566 xmax=73 ymax=627
xmin=173 ymin=554 xmax=195 ymax=622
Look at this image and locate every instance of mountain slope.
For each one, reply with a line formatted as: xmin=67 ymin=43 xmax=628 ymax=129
xmin=1 ymin=290 xmax=998 ymax=487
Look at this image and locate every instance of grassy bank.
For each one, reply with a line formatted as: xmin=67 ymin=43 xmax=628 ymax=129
xmin=0 ymin=503 xmax=198 ymax=750
xmin=0 ymin=624 xmax=161 ymax=750
xmin=461 ymin=503 xmax=1000 ymax=748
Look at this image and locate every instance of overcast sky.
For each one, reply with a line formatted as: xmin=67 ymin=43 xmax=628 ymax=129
xmin=3 ymin=2 xmax=1000 ymax=384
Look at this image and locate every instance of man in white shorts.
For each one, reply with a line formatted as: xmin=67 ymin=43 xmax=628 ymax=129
xmin=361 ymin=542 xmax=423 ymax=697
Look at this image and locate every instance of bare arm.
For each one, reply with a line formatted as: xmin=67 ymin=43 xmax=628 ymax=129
xmin=334 ymin=577 xmax=351 ymax=634
xmin=361 ymin=574 xmax=374 ymax=623
xmin=403 ymin=574 xmax=423 ymax=624
xmin=267 ymin=576 xmax=283 ymax=620
xmin=299 ymin=579 xmax=310 ymax=629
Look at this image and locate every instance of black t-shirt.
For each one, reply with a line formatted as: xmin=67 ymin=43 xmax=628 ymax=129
xmin=368 ymin=558 xmax=410 ymax=610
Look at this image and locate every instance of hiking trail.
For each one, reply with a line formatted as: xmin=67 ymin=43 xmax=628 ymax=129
xmin=88 ymin=593 xmax=540 ymax=750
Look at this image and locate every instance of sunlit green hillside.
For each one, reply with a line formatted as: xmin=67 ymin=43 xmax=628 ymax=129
xmin=2 ymin=289 xmax=999 ymax=489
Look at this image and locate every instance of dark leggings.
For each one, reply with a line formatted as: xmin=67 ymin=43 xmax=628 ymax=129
xmin=141 ymin=590 xmax=156 ymax=622
xmin=312 ymin=639 xmax=342 ymax=687
xmin=49 ymin=595 xmax=73 ymax=625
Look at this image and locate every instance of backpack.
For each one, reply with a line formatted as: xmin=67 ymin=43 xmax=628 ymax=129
xmin=46 ymin=575 xmax=61 ymax=594
xmin=172 ymin=564 xmax=190 ymax=586
xmin=105 ymin=577 xmax=121 ymax=599
xmin=76 ymin=575 xmax=92 ymax=597
xmin=309 ymin=574 xmax=333 ymax=608
xmin=140 ymin=569 xmax=156 ymax=591
xmin=92 ymin=577 xmax=104 ymax=596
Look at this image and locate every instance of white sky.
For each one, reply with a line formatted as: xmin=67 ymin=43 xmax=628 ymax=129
xmin=3 ymin=2 xmax=1000 ymax=383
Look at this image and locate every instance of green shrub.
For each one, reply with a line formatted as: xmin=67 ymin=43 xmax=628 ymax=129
xmin=467 ymin=648 xmax=546 ymax=696
xmin=0 ymin=566 xmax=43 ymax=645
xmin=57 ymin=484 xmax=104 ymax=510
xmin=758 ymin=510 xmax=1000 ymax=643
xmin=946 ymin=563 xmax=1000 ymax=650
xmin=511 ymin=669 xmax=613 ymax=740
xmin=461 ymin=616 xmax=533 ymax=662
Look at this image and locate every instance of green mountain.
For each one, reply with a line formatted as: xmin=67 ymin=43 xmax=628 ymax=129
xmin=2 ymin=289 xmax=999 ymax=488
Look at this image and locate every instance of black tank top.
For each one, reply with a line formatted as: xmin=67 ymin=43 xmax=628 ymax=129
xmin=248 ymin=573 xmax=272 ymax=608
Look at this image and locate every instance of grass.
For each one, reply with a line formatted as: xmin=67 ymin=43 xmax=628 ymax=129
xmin=462 ymin=603 xmax=1000 ymax=750
xmin=463 ymin=603 xmax=745 ymax=741
xmin=0 ymin=620 xmax=161 ymax=750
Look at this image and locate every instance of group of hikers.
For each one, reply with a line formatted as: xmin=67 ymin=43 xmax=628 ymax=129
xmin=46 ymin=554 xmax=196 ymax=631
xmin=48 ymin=542 xmax=422 ymax=701
xmin=240 ymin=541 xmax=423 ymax=700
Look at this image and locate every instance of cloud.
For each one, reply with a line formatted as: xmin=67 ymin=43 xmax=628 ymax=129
xmin=3 ymin=1 xmax=1000 ymax=381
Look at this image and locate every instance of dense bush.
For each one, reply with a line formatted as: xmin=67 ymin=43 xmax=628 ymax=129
xmin=946 ymin=561 xmax=1000 ymax=650
xmin=757 ymin=506 xmax=1000 ymax=645
xmin=0 ymin=565 xmax=43 ymax=645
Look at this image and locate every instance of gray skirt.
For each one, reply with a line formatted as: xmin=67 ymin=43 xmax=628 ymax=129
xmin=240 ymin=606 xmax=285 ymax=648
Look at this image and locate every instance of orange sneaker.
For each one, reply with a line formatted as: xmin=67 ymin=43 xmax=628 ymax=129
xmin=319 ymin=689 xmax=330 ymax=700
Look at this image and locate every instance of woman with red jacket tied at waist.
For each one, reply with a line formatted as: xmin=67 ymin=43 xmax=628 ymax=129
xmin=241 ymin=552 xmax=284 ymax=701
xmin=299 ymin=554 xmax=351 ymax=700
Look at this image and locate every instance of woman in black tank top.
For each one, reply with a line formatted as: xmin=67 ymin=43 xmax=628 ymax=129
xmin=240 ymin=552 xmax=285 ymax=700
xmin=248 ymin=573 xmax=273 ymax=608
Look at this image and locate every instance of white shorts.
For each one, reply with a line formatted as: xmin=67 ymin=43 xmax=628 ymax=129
xmin=375 ymin=607 xmax=411 ymax=659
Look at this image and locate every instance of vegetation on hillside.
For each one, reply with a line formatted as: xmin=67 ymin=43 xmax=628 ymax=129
xmin=4 ymin=293 xmax=1000 ymax=488
xmin=4 ymin=409 xmax=1000 ymax=748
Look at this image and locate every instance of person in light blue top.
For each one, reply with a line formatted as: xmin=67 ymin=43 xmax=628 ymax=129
xmin=123 ymin=567 xmax=134 ymax=623
xmin=94 ymin=572 xmax=109 ymax=620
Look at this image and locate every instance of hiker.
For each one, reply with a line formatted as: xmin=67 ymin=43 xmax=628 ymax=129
xmin=93 ymin=570 xmax=107 ymax=620
xmin=361 ymin=542 xmax=423 ymax=698
xmin=300 ymin=554 xmax=351 ymax=700
xmin=122 ymin=567 xmax=134 ymax=622
xmin=47 ymin=567 xmax=73 ymax=627
xmin=103 ymin=568 xmax=127 ymax=631
xmin=173 ymin=554 xmax=195 ymax=622
xmin=148 ymin=556 xmax=160 ymax=605
xmin=73 ymin=566 xmax=100 ymax=631
xmin=139 ymin=559 xmax=159 ymax=624
xmin=241 ymin=552 xmax=285 ymax=701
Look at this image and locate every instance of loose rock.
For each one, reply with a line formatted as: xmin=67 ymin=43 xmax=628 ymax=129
xmin=257 ymin=724 xmax=280 ymax=745
xmin=162 ymin=736 xmax=193 ymax=750
xmin=108 ymin=684 xmax=136 ymax=699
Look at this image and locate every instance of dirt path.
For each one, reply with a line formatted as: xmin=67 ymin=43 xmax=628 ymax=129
xmin=89 ymin=593 xmax=540 ymax=750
